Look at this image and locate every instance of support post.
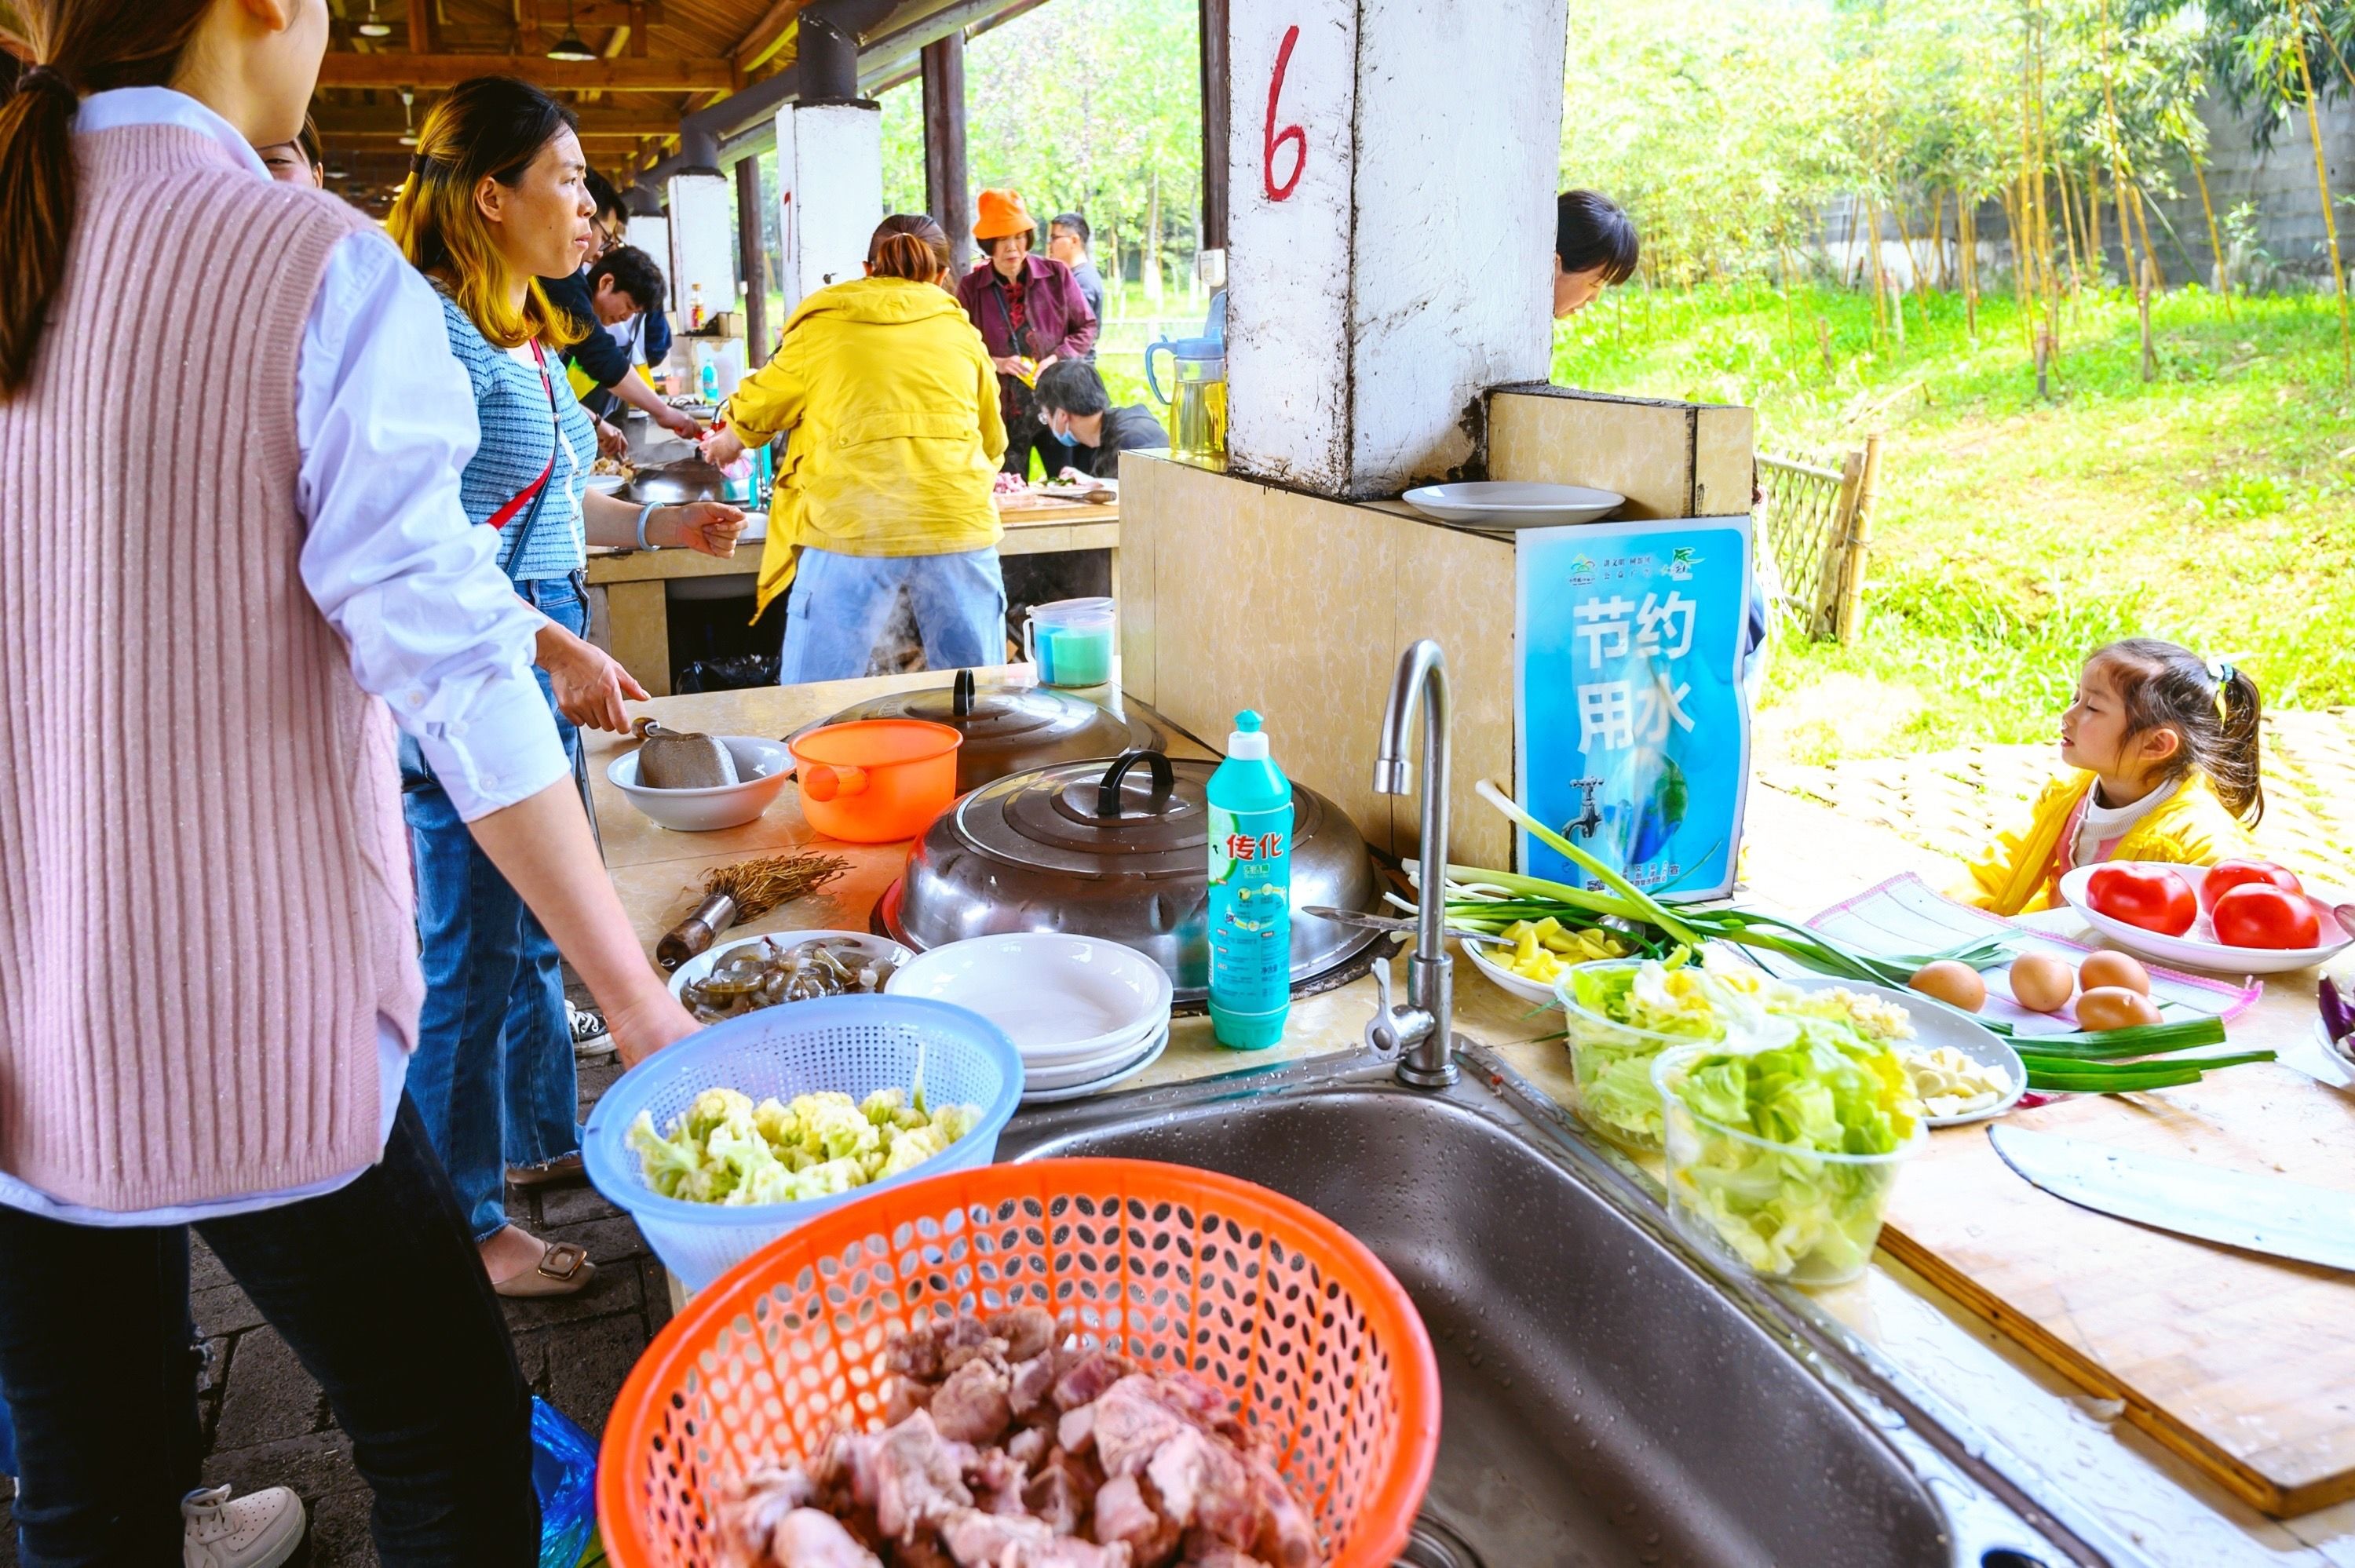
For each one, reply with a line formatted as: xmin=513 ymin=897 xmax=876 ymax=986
xmin=1837 ymin=431 xmax=1884 ymax=643
xmin=665 ymin=172 xmax=734 ymax=325
xmin=1196 ymin=0 xmax=1229 ymax=280
xmin=736 ymin=155 xmax=769 ymax=366
xmin=921 ymin=33 xmax=973 ymax=270
xmin=775 ymin=101 xmax=884 ymax=312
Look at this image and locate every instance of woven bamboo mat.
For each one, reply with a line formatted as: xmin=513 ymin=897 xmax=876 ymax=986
xmin=1753 ymin=709 xmax=2355 ymax=891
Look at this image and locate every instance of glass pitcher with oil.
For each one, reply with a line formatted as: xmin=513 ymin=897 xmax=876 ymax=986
xmin=1145 ymin=334 xmax=1227 ymax=467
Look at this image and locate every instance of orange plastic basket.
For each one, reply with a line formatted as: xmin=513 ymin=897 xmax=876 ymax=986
xmin=597 ymin=1157 xmax=1441 ymax=1568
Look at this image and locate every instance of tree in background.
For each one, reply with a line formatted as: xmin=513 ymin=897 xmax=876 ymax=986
xmin=879 ymin=0 xmax=1201 ymax=309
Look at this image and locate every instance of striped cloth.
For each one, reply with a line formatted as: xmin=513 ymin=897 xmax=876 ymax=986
xmin=435 ymin=294 xmax=597 ymax=581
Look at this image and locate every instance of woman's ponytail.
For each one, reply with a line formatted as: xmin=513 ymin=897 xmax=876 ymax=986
xmin=2214 ymin=663 xmax=2266 ymax=828
xmin=867 ymin=213 xmax=952 ymax=283
xmin=0 ymin=1 xmax=214 ymax=399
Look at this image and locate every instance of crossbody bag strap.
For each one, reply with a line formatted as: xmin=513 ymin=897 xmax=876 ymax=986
xmin=498 ymin=341 xmax=567 ymax=583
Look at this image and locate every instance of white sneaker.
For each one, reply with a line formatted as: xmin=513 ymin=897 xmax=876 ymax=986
xmin=568 ymin=998 xmax=615 ymax=1061
xmin=181 ymin=1485 xmax=306 ymax=1568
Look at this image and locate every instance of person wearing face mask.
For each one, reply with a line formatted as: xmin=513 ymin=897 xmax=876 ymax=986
xmin=1031 ymin=359 xmax=1166 ymax=481
xmin=954 ymin=188 xmax=1097 ymax=480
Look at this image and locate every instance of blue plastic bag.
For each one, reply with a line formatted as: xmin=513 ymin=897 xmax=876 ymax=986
xmin=533 ymin=1397 xmax=598 ymax=1568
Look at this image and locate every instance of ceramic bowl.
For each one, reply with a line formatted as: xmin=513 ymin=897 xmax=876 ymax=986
xmin=606 ymin=737 xmax=792 ymax=831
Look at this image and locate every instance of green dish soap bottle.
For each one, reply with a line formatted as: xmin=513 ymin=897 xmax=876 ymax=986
xmin=1207 ymin=711 xmax=1293 ymax=1049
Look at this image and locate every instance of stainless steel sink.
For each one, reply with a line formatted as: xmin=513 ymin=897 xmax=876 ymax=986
xmin=1000 ymin=1047 xmax=2142 ymax=1568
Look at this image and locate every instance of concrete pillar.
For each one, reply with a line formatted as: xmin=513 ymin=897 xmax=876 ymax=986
xmin=775 ymin=100 xmax=884 ymax=313
xmin=1225 ymin=0 xmax=1568 ymax=498
xmin=922 ymin=33 xmax=973 ymax=271
xmin=664 ymin=173 xmax=735 ymax=326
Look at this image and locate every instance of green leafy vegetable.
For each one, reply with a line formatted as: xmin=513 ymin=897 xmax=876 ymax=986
xmin=628 ymin=1086 xmax=983 ymax=1206
xmin=1656 ymin=1020 xmax=1921 ymax=1284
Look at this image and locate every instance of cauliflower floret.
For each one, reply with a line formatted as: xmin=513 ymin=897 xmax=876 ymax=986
xmin=684 ymin=1088 xmax=754 ymax=1141
xmin=860 ymin=1088 xmax=907 ymax=1127
xmin=627 ymin=1110 xmax=703 ymax=1200
xmin=752 ymin=1096 xmax=797 ymax=1149
xmin=790 ymin=1157 xmax=865 ymax=1199
xmin=929 ymin=1102 xmax=984 ymax=1145
xmin=881 ymin=1124 xmax=949 ymax=1179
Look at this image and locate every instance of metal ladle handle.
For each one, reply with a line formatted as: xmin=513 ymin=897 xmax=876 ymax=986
xmin=1094 ymin=749 xmax=1174 ymax=819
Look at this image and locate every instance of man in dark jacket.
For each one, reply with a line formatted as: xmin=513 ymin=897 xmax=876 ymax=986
xmin=1033 ymin=361 xmax=1166 ymax=481
xmin=1048 ymin=212 xmax=1104 ymax=342
xmin=541 ymin=176 xmax=698 ymax=451
xmin=955 ymin=188 xmax=1097 ymax=478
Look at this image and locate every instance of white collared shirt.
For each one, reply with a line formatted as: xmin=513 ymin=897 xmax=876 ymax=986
xmin=0 ymin=88 xmax=572 ymax=1227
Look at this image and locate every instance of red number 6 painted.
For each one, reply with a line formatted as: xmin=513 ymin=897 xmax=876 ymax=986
xmin=1263 ymin=24 xmax=1305 ymax=202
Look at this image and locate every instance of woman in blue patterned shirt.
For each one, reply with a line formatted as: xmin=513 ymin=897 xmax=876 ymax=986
xmin=388 ymin=78 xmax=744 ymax=1297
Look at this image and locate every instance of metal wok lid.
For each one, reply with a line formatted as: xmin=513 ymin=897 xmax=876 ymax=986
xmin=809 ymin=670 xmax=1168 ymax=793
xmin=887 ymin=749 xmax=1382 ymax=1001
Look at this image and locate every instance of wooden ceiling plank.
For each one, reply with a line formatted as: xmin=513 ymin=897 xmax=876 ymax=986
xmin=316 ymin=51 xmax=731 ymax=89
xmin=732 ymin=0 xmax=803 ymax=71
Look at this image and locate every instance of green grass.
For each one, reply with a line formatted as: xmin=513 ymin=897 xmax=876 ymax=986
xmin=1550 ymin=280 xmax=2355 ymax=764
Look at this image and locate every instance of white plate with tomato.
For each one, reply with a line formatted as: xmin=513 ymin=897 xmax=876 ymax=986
xmin=2057 ymin=859 xmax=2352 ymax=975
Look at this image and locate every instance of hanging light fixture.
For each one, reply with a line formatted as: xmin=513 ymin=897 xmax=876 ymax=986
xmin=356 ymin=0 xmax=392 ymax=38
xmin=546 ymin=0 xmax=597 ymax=62
xmin=396 ymin=89 xmax=418 ymax=148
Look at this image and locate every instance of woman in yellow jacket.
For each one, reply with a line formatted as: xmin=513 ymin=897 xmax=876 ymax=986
xmin=1962 ymin=638 xmax=2262 ymax=915
xmin=703 ymin=214 xmax=1007 ymax=681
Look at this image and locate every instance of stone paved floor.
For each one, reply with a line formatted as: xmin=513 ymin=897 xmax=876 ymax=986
xmin=0 ymin=1056 xmax=659 ymax=1568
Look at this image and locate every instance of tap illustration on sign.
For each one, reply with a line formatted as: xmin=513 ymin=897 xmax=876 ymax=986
xmin=1561 ymin=777 xmax=1604 ymax=840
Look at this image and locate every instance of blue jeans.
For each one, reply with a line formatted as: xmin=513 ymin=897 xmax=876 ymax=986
xmin=778 ymin=546 xmax=1007 ymax=684
xmin=0 ymin=1101 xmax=538 ymax=1563
xmin=400 ymin=574 xmax=586 ymax=1243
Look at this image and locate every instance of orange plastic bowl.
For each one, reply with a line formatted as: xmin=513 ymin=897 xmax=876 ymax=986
xmin=787 ymin=719 xmax=962 ymax=844
xmin=597 ymin=1157 xmax=1442 ymax=1568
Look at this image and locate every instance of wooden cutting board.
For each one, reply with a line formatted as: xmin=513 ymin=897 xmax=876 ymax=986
xmin=1879 ymin=1055 xmax=2355 ymax=1517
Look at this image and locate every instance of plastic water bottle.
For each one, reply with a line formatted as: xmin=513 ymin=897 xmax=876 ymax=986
xmin=1207 ymin=711 xmax=1293 ymax=1049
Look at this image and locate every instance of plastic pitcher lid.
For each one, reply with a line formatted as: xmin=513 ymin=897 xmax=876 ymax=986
xmin=1227 ymin=710 xmax=1269 ymax=761
xmin=1030 ymin=598 xmax=1117 ymax=628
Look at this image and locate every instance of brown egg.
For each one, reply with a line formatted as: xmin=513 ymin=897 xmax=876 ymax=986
xmin=2077 ymin=950 xmax=2152 ymax=997
xmin=2075 ymin=986 xmax=2161 ymax=1032
xmin=2007 ymin=953 xmax=2077 ymax=1013
xmin=1908 ymin=959 xmax=1988 ymax=1013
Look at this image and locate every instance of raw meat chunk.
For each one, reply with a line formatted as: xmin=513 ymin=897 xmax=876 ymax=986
xmin=1050 ymin=1347 xmax=1132 ymax=1412
xmin=873 ymin=1411 xmax=974 ymax=1541
xmin=771 ymin=1509 xmax=884 ymax=1568
xmin=1090 ymin=1377 xmax=1188 ymax=1478
xmin=1091 ymin=1473 xmax=1181 ymax=1566
xmin=987 ymin=1307 xmax=1058 ymax=1362
xmin=1009 ymin=1354 xmax=1059 ymax=1417
xmin=932 ymin=1356 xmax=1015 ymax=1444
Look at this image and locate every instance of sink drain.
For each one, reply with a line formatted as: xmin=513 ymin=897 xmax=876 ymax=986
xmin=1393 ymin=1514 xmax=1485 ymax=1568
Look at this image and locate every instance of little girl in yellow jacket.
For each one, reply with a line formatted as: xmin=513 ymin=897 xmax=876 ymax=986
xmin=1964 ymin=638 xmax=2264 ymax=916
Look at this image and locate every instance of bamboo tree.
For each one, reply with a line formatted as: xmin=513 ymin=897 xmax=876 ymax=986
xmin=1961 ymin=195 xmax=1981 ymax=341
xmin=2057 ymin=161 xmax=2087 ymax=304
xmin=2189 ymin=155 xmax=2229 ymax=305
xmin=2287 ymin=0 xmax=2351 ymax=379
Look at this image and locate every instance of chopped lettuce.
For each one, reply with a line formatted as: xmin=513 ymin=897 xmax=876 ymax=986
xmin=1657 ymin=1018 xmax=1920 ymax=1282
xmin=1564 ymin=957 xmax=1798 ymax=1148
xmin=630 ymin=1082 xmax=984 ymax=1207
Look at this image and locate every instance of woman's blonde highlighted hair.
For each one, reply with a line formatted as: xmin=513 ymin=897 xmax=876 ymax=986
xmin=385 ymin=76 xmax=584 ymax=351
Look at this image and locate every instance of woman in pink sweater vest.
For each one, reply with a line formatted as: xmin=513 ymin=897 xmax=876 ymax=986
xmin=0 ymin=1 xmax=699 ymax=1560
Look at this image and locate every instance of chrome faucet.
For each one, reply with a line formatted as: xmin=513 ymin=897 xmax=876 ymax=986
xmin=1367 ymin=639 xmax=1461 ymax=1087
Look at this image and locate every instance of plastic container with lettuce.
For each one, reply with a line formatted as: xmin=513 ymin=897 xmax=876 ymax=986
xmin=1556 ymin=957 xmax=1798 ymax=1150
xmin=1652 ymin=1016 xmax=1923 ymax=1287
xmin=626 ymin=1085 xmax=982 ymax=1207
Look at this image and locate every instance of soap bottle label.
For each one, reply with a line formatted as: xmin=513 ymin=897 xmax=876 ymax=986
xmin=1207 ymin=802 xmax=1292 ymax=1012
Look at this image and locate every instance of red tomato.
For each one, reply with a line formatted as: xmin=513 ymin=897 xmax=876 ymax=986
xmin=2210 ymin=884 xmax=2322 ymax=950
xmin=2199 ymin=858 xmax=2303 ymax=910
xmin=2085 ymin=864 xmax=2198 ymax=936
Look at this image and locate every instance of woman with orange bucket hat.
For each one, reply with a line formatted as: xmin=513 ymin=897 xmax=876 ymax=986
xmin=955 ymin=188 xmax=1098 ymax=479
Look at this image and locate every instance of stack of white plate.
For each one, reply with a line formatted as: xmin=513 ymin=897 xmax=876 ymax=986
xmin=886 ymin=933 xmax=1173 ymax=1103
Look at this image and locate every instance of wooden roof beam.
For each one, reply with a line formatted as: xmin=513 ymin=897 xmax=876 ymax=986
xmin=734 ymin=0 xmax=804 ymax=73
xmin=316 ymin=52 xmax=730 ymax=89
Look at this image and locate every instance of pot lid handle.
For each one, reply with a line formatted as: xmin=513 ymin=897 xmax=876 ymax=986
xmin=953 ymin=668 xmax=975 ymax=717
xmin=1094 ymin=748 xmax=1174 ymax=819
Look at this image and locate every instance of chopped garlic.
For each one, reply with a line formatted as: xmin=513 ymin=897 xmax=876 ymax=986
xmin=1901 ymin=1045 xmax=2010 ymax=1118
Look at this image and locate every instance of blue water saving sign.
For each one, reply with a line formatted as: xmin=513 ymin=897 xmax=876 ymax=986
xmin=1514 ymin=516 xmax=1753 ymax=902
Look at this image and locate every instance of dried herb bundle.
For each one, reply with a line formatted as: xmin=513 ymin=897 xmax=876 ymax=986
xmin=706 ymin=851 xmax=849 ymax=920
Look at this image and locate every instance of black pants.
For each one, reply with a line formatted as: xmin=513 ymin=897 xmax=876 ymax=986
xmin=0 ymin=1099 xmax=538 ymax=1566
xmin=999 ymin=373 xmax=1042 ymax=480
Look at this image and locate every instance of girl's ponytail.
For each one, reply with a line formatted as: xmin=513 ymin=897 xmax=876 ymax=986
xmin=2213 ymin=662 xmax=2266 ymax=827
xmin=0 ymin=1 xmax=214 ymax=399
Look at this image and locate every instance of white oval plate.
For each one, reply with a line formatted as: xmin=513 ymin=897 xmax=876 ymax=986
xmin=1019 ymin=1024 xmax=1170 ymax=1104
xmin=1775 ymin=975 xmax=2026 ymax=1128
xmin=668 ymin=929 xmax=911 ymax=1002
xmin=2057 ymin=862 xmax=2352 ymax=975
xmin=886 ymin=932 xmax=1174 ymax=1060
xmin=1401 ymin=481 xmax=1626 ymax=529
